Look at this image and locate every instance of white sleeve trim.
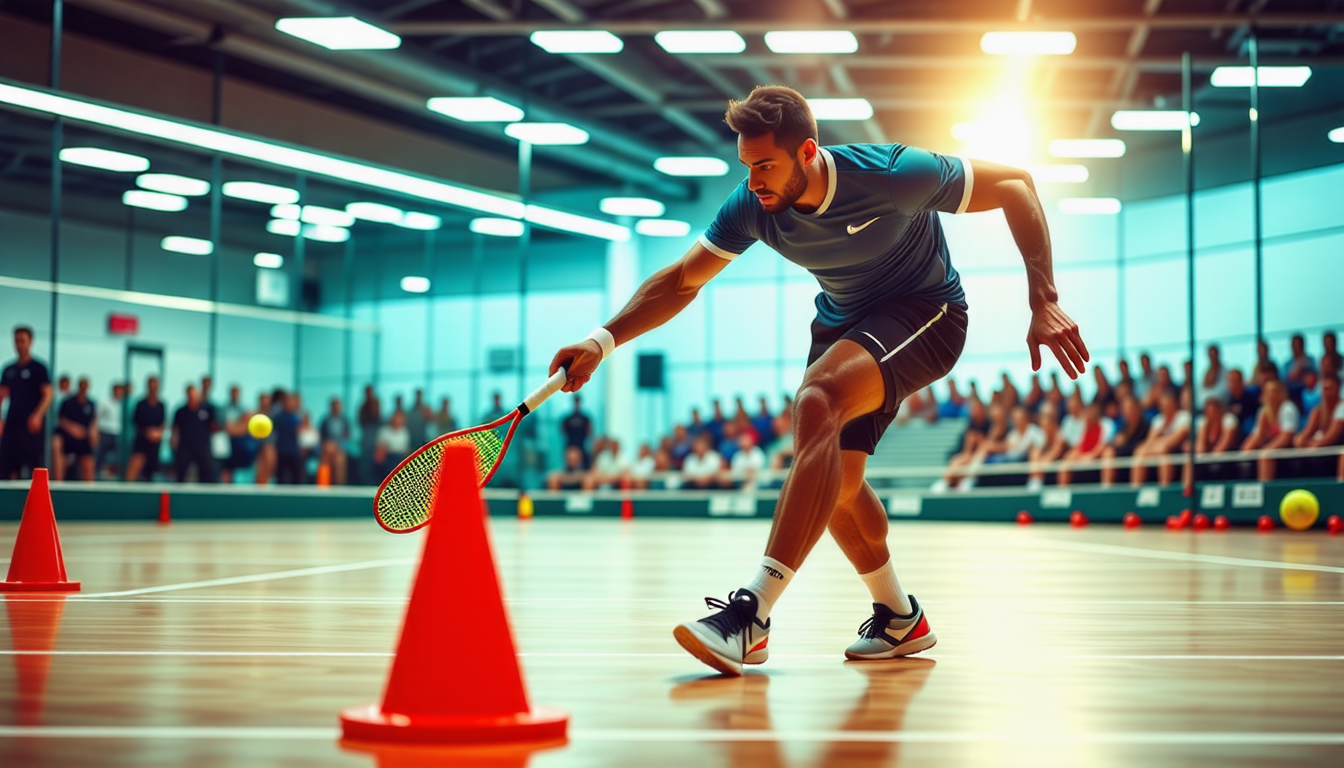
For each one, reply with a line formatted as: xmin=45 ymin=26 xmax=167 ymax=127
xmin=697 ymin=234 xmax=740 ymax=261
xmin=955 ymin=156 xmax=975 ymax=214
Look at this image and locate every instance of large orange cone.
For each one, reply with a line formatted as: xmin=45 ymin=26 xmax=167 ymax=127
xmin=1 ymin=469 xmax=80 ymax=592
xmin=340 ymin=443 xmax=568 ymax=744
xmin=4 ymin=595 xmax=69 ymax=725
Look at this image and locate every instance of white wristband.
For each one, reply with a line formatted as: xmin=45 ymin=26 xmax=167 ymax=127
xmin=586 ymin=327 xmax=616 ymax=360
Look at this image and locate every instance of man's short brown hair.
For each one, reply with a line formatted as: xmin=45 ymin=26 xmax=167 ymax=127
xmin=724 ymin=85 xmax=818 ymax=153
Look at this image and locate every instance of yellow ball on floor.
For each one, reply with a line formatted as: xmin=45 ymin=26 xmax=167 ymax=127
xmin=248 ymin=413 xmax=273 ymax=439
xmin=1279 ymin=489 xmax=1320 ymax=531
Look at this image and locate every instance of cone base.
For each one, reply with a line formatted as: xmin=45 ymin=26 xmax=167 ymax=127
xmin=0 ymin=581 xmax=81 ymax=592
xmin=340 ymin=703 xmax=569 ymax=745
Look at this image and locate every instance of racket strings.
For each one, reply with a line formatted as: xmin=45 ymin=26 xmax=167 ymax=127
xmin=375 ymin=428 xmax=507 ymax=532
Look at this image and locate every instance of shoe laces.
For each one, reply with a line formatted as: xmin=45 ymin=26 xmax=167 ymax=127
xmin=857 ymin=603 xmax=899 ymax=639
xmin=700 ymin=591 xmax=759 ymax=641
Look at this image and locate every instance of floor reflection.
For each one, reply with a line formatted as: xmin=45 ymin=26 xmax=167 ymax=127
xmin=2 ymin=595 xmax=69 ymax=726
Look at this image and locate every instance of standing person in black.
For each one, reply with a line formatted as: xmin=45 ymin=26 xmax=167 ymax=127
xmin=53 ymin=376 xmax=98 ymax=482
xmin=172 ymin=384 xmax=217 ymax=483
xmin=561 ymin=395 xmax=593 ymax=467
xmin=126 ymin=375 xmax=166 ymax=482
xmin=273 ymin=393 xmax=303 ymax=484
xmin=357 ymin=385 xmax=380 ymax=485
xmin=0 ymin=326 xmax=54 ymax=479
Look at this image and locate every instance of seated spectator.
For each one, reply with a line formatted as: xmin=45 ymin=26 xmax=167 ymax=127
xmin=1299 ymin=370 xmax=1321 ymax=414
xmin=706 ymin=400 xmax=727 ymax=445
xmin=721 ymin=431 xmax=766 ymax=489
xmin=1092 ymin=366 xmax=1116 ymax=416
xmin=669 ymin=424 xmax=693 ymax=469
xmin=1044 ymin=373 xmax=1065 ymax=414
xmin=1130 ymin=389 xmax=1191 ymax=487
xmin=546 ymin=445 xmax=587 ymax=491
xmin=1223 ymin=367 xmax=1258 ymax=435
xmin=298 ymin=411 xmax=321 ymax=476
xmin=52 ymin=376 xmax=97 ymax=482
xmin=435 ymin=397 xmax=457 ymax=438
xmin=273 ymin=394 xmax=304 ymax=485
xmin=1200 ymin=344 xmax=1228 ymax=406
xmin=938 ymin=378 xmax=968 ymax=419
xmin=680 ymin=433 xmax=724 ymax=489
xmin=939 ymin=399 xmax=993 ymax=491
xmin=718 ymin=420 xmax=742 ymax=462
xmin=752 ymin=397 xmax=775 ymax=449
xmin=584 ymin=437 xmax=628 ymax=490
xmin=1283 ymin=333 xmax=1316 ymax=394
xmin=1057 ymin=404 xmax=1115 ymax=488
xmin=942 ymin=402 xmax=1007 ymax=491
xmin=1116 ymin=358 xmax=1136 ymax=396
xmin=1060 ymin=389 xmax=1085 ymax=447
xmin=767 ymin=411 xmax=794 ymax=471
xmin=1292 ymin=374 xmax=1342 ymax=480
xmin=374 ymin=410 xmax=411 ymax=478
xmin=687 ymin=408 xmax=707 ymax=439
xmin=1322 ymin=331 xmax=1342 ymax=381
xmin=172 ymin=384 xmax=218 ymax=483
xmin=1184 ymin=396 xmax=1241 ymax=488
xmin=1134 ymin=353 xmax=1156 ymax=403
xmin=319 ymin=397 xmax=351 ymax=485
xmin=1141 ymin=365 xmax=1176 ymax=416
xmin=1251 ymin=339 xmax=1279 ymax=388
xmin=1109 ymin=379 xmax=1133 ymax=422
xmin=1101 ymin=396 xmax=1150 ymax=486
xmin=997 ymin=373 xmax=1020 ymax=411
xmin=978 ymin=405 xmax=1044 ymax=487
xmin=1022 ymin=374 xmax=1044 ymax=414
xmin=1026 ymin=403 xmax=1068 ymax=490
xmin=630 ymin=443 xmax=657 ymax=490
xmin=1241 ymin=379 xmax=1300 ymax=481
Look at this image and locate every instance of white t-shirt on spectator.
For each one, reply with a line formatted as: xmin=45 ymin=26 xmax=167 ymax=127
xmin=97 ymin=398 xmax=122 ymax=436
xmin=682 ymin=450 xmax=723 ymax=480
xmin=1196 ymin=412 xmax=1239 ymax=435
xmin=731 ymin=446 xmax=766 ymax=478
xmin=1061 ymin=415 xmax=1084 ymax=447
xmin=630 ymin=454 xmax=656 ymax=480
xmin=594 ymin=449 xmax=625 ymax=475
xmin=1256 ymin=401 xmax=1300 ymax=436
xmin=377 ymin=425 xmax=411 ymax=455
xmin=1335 ymin=400 xmax=1344 ymax=422
xmin=1003 ymin=424 xmax=1045 ymax=461
xmin=1150 ymin=410 xmax=1192 ymax=438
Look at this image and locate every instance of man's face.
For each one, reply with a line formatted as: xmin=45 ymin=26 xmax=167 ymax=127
xmin=1324 ymin=378 xmax=1339 ymax=403
xmin=230 ymin=386 xmax=241 ymax=403
xmin=187 ymin=386 xmax=199 ymax=408
xmin=1229 ymin=370 xmax=1244 ymax=394
xmin=147 ymin=377 xmax=159 ymax=396
xmin=78 ymin=379 xmax=89 ymax=397
xmin=13 ymin=331 xmax=31 ymax=357
xmin=738 ymin=133 xmax=810 ymax=214
xmin=332 ymin=398 xmax=343 ymax=415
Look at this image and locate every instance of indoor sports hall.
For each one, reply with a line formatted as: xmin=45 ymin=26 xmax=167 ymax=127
xmin=1 ymin=1 xmax=1342 ymax=766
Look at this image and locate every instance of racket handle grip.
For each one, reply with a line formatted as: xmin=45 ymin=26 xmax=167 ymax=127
xmin=521 ymin=367 xmax=567 ymax=415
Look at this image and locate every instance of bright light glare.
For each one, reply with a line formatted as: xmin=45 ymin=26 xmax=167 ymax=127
xmin=346 ymin=201 xmax=404 ymax=223
xmin=1058 ymin=198 xmax=1121 ymax=215
xmin=504 ymin=122 xmax=590 ymax=145
xmin=980 ymin=31 xmax=1077 ymax=56
xmin=525 ymin=205 xmax=629 ymax=242
xmin=270 ymin=203 xmax=300 ymax=220
xmin=763 ymin=31 xmax=857 ymax=54
xmin=1210 ymin=66 xmax=1312 ymax=88
xmin=253 ymin=252 xmax=284 ymax=269
xmin=267 ymin=219 xmax=301 ymax=237
xmin=529 ymin=30 xmax=623 ymax=54
xmin=136 ymin=173 xmax=210 ymax=196
xmin=1329 ymin=127 xmax=1344 ymax=143
xmin=300 ymin=205 xmax=355 ymax=227
xmin=303 ymin=224 xmax=350 ymax=243
xmin=397 ymin=212 xmax=442 ymax=230
xmin=161 ymin=236 xmax=213 ymax=255
xmin=635 ymin=219 xmax=691 ymax=237
xmin=1111 ymin=111 xmax=1199 ymax=131
xmin=1027 ymin=165 xmax=1089 ymax=184
xmin=654 ymin=30 xmax=745 ymax=54
xmin=470 ymin=218 xmax=525 ymax=237
xmin=654 ymin=156 xmax=730 ymax=177
xmin=224 ymin=181 xmax=300 ymax=204
xmin=274 ymin=17 xmax=400 ymax=50
xmin=123 ymin=190 xmax=188 ymax=212
xmin=400 ymin=276 xmax=431 ymax=294
xmin=599 ymin=197 xmax=666 ymax=217
xmin=59 ymin=147 xmax=149 ymax=172
xmin=1049 ymin=138 xmax=1126 ymax=158
xmin=809 ymin=98 xmax=874 ymax=121
xmin=426 ymin=96 xmax=524 ymax=122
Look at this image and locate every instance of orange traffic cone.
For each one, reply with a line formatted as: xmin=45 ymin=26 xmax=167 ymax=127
xmin=340 ymin=443 xmax=568 ymax=744
xmin=316 ymin=463 xmax=332 ymax=487
xmin=1 ymin=469 xmax=80 ymax=592
xmin=4 ymin=595 xmax=69 ymax=725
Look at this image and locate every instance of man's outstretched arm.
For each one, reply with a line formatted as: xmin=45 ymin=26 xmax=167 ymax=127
xmin=964 ymin=159 xmax=1090 ymax=379
xmin=549 ymin=242 xmax=731 ymax=392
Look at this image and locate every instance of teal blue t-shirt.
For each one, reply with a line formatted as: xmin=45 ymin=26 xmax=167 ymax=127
xmin=699 ymin=143 xmax=972 ymax=326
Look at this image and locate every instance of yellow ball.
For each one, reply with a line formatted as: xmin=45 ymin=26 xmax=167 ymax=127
xmin=248 ymin=413 xmax=273 ymax=439
xmin=1279 ymin=489 xmax=1320 ymax=531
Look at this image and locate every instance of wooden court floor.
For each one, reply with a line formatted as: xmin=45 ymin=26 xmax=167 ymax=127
xmin=1 ymin=516 xmax=1342 ymax=767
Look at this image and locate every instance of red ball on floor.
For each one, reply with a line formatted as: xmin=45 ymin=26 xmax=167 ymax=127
xmin=1213 ymin=515 xmax=1231 ymax=531
xmin=1016 ymin=510 xmax=1033 ymax=525
xmin=1327 ymin=515 xmax=1343 ymax=535
xmin=1192 ymin=513 xmax=1210 ymax=531
xmin=1122 ymin=511 xmax=1141 ymax=529
xmin=1257 ymin=515 xmax=1276 ymax=532
xmin=1069 ymin=511 xmax=1088 ymax=527
xmin=1166 ymin=515 xmax=1184 ymax=530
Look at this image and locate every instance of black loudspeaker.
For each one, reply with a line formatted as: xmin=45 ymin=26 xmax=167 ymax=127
xmin=301 ymin=278 xmax=321 ymax=310
xmin=637 ymin=353 xmax=664 ymax=390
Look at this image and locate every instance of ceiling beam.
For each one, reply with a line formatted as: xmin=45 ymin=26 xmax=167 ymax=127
xmin=1085 ymin=0 xmax=1164 ymax=136
xmin=673 ymin=54 xmax=1344 ymax=71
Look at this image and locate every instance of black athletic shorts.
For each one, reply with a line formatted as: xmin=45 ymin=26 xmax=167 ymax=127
xmin=58 ymin=435 xmax=93 ymax=457
xmin=0 ymin=428 xmax=46 ymax=477
xmin=807 ymin=296 xmax=969 ymax=454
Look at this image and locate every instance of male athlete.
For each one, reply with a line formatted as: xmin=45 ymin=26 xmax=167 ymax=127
xmin=548 ymin=86 xmax=1089 ymax=675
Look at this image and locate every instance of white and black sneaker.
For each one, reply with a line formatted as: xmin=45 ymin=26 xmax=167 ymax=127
xmin=844 ymin=596 xmax=938 ymax=660
xmin=673 ymin=589 xmax=770 ymax=676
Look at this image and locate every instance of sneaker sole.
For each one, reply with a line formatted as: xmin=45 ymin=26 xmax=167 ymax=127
xmin=673 ymin=625 xmax=743 ymax=676
xmin=844 ymin=632 xmax=939 ymax=661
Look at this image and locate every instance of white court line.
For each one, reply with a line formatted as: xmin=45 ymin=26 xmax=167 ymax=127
xmin=4 ymin=650 xmax=1342 ymax=662
xmin=1034 ymin=539 xmax=1344 ymax=574
xmin=12 ymin=595 xmax=1342 ymax=606
xmin=0 ymin=726 xmax=1341 ymax=745
xmin=69 ymin=558 xmax=414 ymax=598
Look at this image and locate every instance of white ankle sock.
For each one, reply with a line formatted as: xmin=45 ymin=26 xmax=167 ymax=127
xmin=859 ymin=559 xmax=912 ymax=615
xmin=742 ymin=556 xmax=795 ymax=620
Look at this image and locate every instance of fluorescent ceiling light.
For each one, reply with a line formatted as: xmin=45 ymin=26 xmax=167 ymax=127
xmin=1027 ymin=165 xmax=1089 ymax=184
xmin=1048 ymin=138 xmax=1126 ymax=158
xmin=303 ymin=224 xmax=350 ymax=243
xmin=470 ymin=217 xmax=525 ymax=237
xmin=400 ymin=276 xmax=431 ymax=294
xmin=267 ymin=219 xmax=301 ymax=237
xmin=980 ymin=31 xmax=1077 ymax=56
xmin=0 ymin=81 xmax=626 ymax=240
xmin=1329 ymin=127 xmax=1344 ymax=143
xmin=300 ymin=205 xmax=355 ymax=227
xmin=599 ymin=197 xmax=666 ymax=217
xmin=271 ymin=203 xmax=300 ymax=220
xmin=161 ymin=235 xmax=213 ymax=255
xmin=654 ymin=156 xmax=730 ymax=177
xmin=59 ymin=146 xmax=149 ymax=172
xmin=1210 ymin=66 xmax=1312 ymax=88
xmin=1058 ymin=197 xmax=1121 ymax=215
xmin=529 ymin=30 xmax=623 ymax=54
xmin=764 ymin=31 xmax=858 ymax=54
xmin=136 ymin=173 xmax=209 ymax=196
xmin=122 ymin=190 xmax=188 ymax=212
xmin=253 ymin=252 xmax=284 ymax=269
xmin=224 ymin=181 xmax=300 ymax=204
xmin=809 ymin=98 xmax=874 ymax=121
xmin=654 ymin=30 xmax=745 ymax=54
xmin=397 ymin=211 xmax=442 ymax=230
xmin=635 ymin=219 xmax=691 ymax=238
xmin=426 ymin=96 xmax=524 ymax=123
xmin=1110 ymin=110 xmax=1199 ymax=131
xmin=274 ymin=17 xmax=400 ymax=51
xmin=504 ymin=122 xmax=590 ymax=145
xmin=525 ymin=205 xmax=629 ymax=242
xmin=346 ymin=201 xmax=404 ymax=223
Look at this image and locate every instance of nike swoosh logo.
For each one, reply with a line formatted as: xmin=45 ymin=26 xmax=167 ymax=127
xmin=847 ymin=217 xmax=880 ymax=235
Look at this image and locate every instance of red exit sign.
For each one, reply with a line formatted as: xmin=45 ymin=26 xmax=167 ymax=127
xmin=108 ymin=313 xmax=139 ymax=336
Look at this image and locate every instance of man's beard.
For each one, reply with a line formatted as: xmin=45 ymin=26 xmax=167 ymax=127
xmin=758 ymin=162 xmax=809 ymax=214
